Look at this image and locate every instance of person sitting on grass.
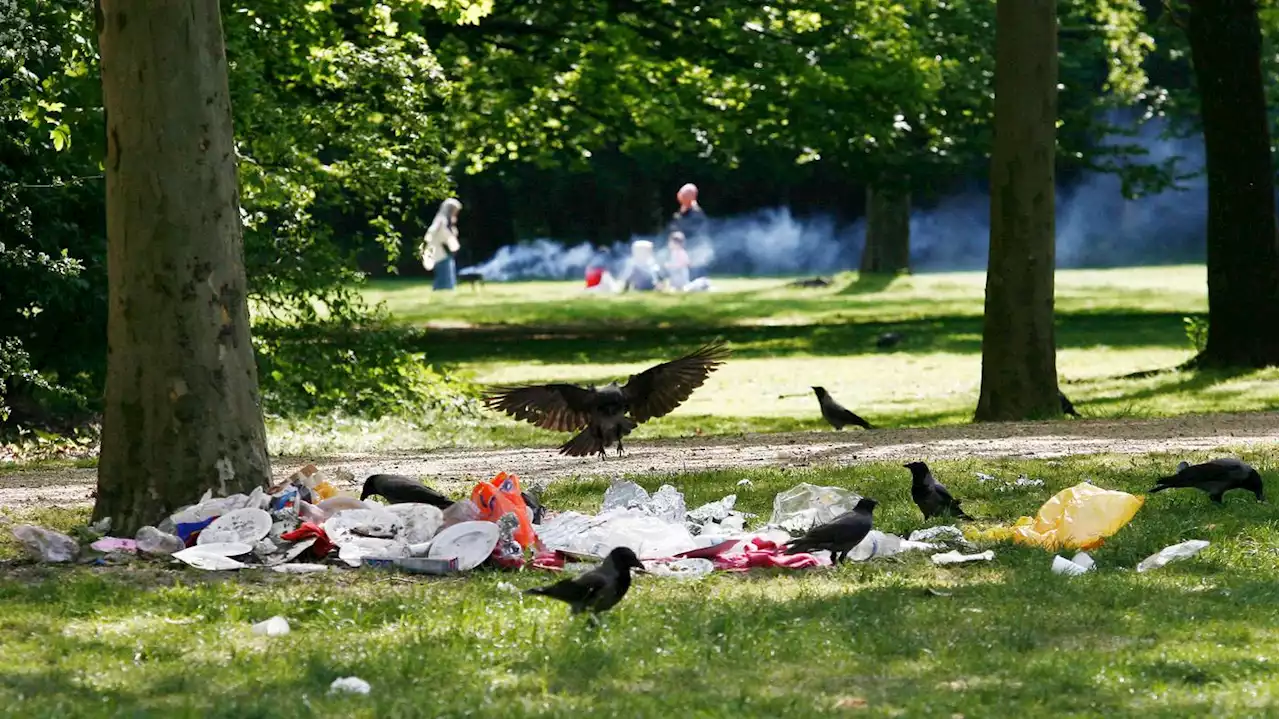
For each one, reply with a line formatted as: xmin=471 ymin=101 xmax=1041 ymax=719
xmin=623 ymin=240 xmax=664 ymax=292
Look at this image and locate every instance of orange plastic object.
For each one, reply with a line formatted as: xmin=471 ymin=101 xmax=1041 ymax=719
xmin=471 ymin=471 xmax=536 ymax=548
xmin=312 ymin=480 xmax=338 ymax=501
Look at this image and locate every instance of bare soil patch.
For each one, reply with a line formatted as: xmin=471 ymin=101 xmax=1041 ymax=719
xmin=2 ymin=411 xmax=1274 ymax=509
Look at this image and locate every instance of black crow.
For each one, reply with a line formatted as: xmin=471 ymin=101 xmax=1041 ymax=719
xmin=525 ymin=546 xmax=645 ymax=615
xmin=483 ymin=341 xmax=731 ymax=458
xmin=1148 ymin=458 xmax=1265 ymax=504
xmin=1059 ymin=390 xmax=1080 ymax=417
xmin=875 ymin=332 xmax=903 ymax=349
xmin=811 ymin=386 xmax=873 ymax=430
xmin=360 ymin=474 xmax=454 ymax=510
xmin=904 ymin=461 xmax=973 ymax=520
xmin=782 ymin=497 xmax=878 ymax=564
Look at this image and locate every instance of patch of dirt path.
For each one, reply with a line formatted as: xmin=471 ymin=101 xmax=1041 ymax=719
xmin=1 ymin=412 xmax=1275 ymax=509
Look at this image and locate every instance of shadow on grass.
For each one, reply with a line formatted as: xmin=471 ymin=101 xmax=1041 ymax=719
xmin=377 ymin=310 xmax=1195 ymax=367
xmin=837 ymin=272 xmax=902 ymax=295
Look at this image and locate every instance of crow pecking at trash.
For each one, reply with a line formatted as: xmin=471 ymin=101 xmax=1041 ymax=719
xmin=782 ymin=497 xmax=878 ymax=565
xmin=1059 ymin=390 xmax=1080 ymax=417
xmin=360 ymin=474 xmax=455 ymax=510
xmin=1148 ymin=458 xmax=1265 ymax=504
xmin=525 ymin=546 xmax=645 ymax=615
xmin=904 ymin=461 xmax=974 ymax=520
xmin=483 ymin=341 xmax=731 ymax=458
xmin=811 ymin=386 xmax=873 ymax=430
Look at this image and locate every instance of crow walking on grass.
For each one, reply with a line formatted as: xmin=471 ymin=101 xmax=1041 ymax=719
xmin=904 ymin=461 xmax=974 ymax=520
xmin=1148 ymin=458 xmax=1265 ymax=504
xmin=1058 ymin=390 xmax=1080 ymax=417
xmin=782 ymin=497 xmax=879 ymax=565
xmin=483 ymin=341 xmax=730 ymax=458
xmin=525 ymin=546 xmax=645 ymax=615
xmin=811 ymin=386 xmax=873 ymax=430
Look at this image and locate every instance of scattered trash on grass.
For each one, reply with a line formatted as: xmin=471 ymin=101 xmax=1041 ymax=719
xmin=931 ymin=550 xmax=995 ymax=565
xmin=329 ymin=676 xmax=371 ymax=695
xmin=1137 ymin=539 xmax=1210 ymax=573
xmin=1009 ymin=482 xmax=1144 ymax=551
xmin=12 ymin=525 xmax=80 ymax=562
xmin=1051 ymin=553 xmax=1095 ymax=576
xmin=251 ymin=616 xmax=291 ymax=637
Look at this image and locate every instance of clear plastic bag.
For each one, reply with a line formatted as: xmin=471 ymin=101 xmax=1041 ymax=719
xmin=135 ymin=526 xmax=185 ymax=555
xmin=768 ymin=483 xmax=862 ymax=533
xmin=12 ymin=525 xmax=79 ymax=562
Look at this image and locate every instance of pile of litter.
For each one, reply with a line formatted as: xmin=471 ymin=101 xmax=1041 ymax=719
xmin=9 ymin=469 xmax=1210 ymax=579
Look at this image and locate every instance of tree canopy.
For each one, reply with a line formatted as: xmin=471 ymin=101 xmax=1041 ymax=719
xmin=0 ymin=0 xmax=1276 ymax=433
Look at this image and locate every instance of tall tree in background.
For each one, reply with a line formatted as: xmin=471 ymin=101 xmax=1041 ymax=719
xmin=1182 ymin=0 xmax=1279 ymax=368
xmin=860 ymin=183 xmax=912 ymax=275
xmin=974 ymin=0 xmax=1062 ymax=422
xmin=94 ymin=0 xmax=270 ymax=533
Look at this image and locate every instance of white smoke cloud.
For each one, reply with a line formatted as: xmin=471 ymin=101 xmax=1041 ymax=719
xmin=462 ymin=118 xmax=1212 ymax=281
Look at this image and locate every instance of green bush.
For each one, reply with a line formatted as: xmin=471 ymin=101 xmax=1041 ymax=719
xmin=253 ymin=313 xmax=477 ymax=420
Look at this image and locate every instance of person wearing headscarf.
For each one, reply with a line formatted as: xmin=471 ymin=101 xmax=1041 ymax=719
xmin=421 ymin=198 xmax=462 ymax=291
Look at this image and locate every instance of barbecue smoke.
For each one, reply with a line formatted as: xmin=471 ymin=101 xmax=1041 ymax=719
xmin=462 ymin=121 xmax=1209 ymax=281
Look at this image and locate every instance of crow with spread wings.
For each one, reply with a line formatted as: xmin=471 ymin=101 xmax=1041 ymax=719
xmin=482 ymin=341 xmax=731 ymax=458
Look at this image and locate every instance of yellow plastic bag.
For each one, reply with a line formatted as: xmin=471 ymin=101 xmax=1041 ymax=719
xmin=1011 ymin=482 xmax=1144 ymax=551
xmin=964 ymin=517 xmax=1033 ymax=543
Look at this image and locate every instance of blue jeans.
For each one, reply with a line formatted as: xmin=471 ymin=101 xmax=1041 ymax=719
xmin=433 ymin=255 xmax=457 ymax=291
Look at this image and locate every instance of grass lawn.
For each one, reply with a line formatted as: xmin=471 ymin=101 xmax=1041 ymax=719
xmin=0 ymin=447 xmax=1275 ymax=717
xmin=264 ymin=266 xmax=1278 ymax=455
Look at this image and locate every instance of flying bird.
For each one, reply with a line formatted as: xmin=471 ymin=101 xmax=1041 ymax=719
xmin=1148 ymin=458 xmax=1265 ymax=504
xmin=1059 ymin=390 xmax=1080 ymax=417
xmin=525 ymin=546 xmax=645 ymax=615
xmin=904 ymin=461 xmax=974 ymax=520
xmin=360 ymin=474 xmax=454 ymax=510
xmin=782 ymin=497 xmax=878 ymax=565
xmin=483 ymin=341 xmax=731 ymax=458
xmin=811 ymin=386 xmax=873 ymax=430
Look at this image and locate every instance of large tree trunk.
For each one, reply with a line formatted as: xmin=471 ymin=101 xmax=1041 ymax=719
xmin=974 ymin=0 xmax=1061 ymax=422
xmin=94 ymin=0 xmax=271 ymax=534
xmin=859 ymin=184 xmax=911 ymax=275
xmin=1184 ymin=0 xmax=1279 ymax=369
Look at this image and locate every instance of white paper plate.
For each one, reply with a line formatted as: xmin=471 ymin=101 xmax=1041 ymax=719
xmin=173 ymin=547 xmax=248 ymax=570
xmin=189 ymin=541 xmax=253 ymax=557
xmin=426 ymin=521 xmax=499 ymax=571
xmin=323 ymin=509 xmax=403 ymax=543
xmin=383 ymin=503 xmax=444 ymax=544
xmin=197 ymin=508 xmax=272 ymax=545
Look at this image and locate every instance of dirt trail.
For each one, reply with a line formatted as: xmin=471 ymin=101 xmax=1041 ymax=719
xmin=1 ymin=412 xmax=1275 ymax=509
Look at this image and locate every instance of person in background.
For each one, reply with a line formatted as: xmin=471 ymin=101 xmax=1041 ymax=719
xmin=623 ymin=240 xmax=663 ymax=292
xmin=669 ymin=182 xmax=712 ymax=280
xmin=664 ymin=231 xmax=691 ymax=291
xmin=670 ymin=183 xmax=707 ymax=237
xmin=421 ymin=198 xmax=462 ymax=291
xmin=585 ymin=245 xmax=612 ymax=289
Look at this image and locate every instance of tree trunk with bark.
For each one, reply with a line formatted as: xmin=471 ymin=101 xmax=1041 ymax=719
xmin=94 ymin=0 xmax=271 ymax=534
xmin=1184 ymin=0 xmax=1279 ymax=369
xmin=974 ymin=0 xmax=1061 ymax=422
xmin=859 ymin=184 xmax=911 ymax=275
